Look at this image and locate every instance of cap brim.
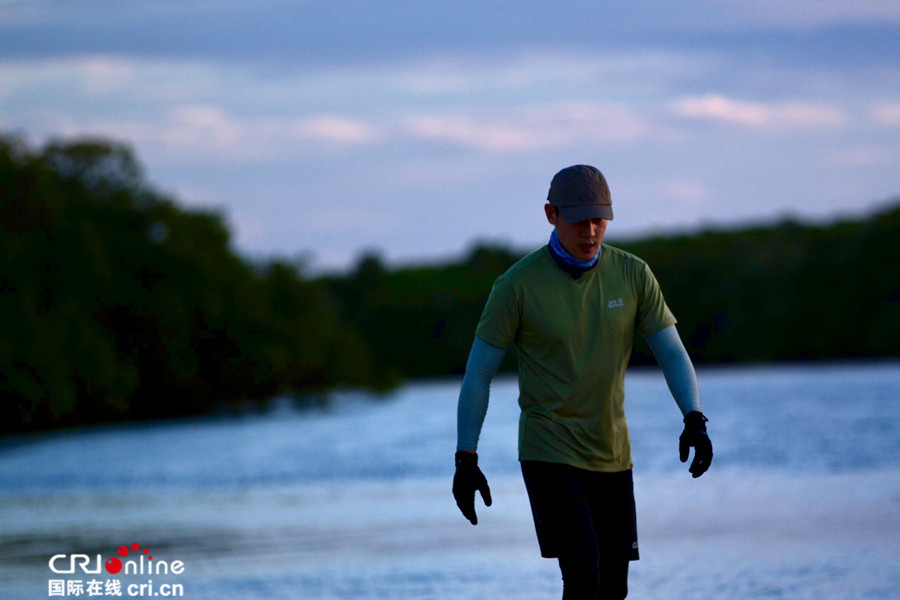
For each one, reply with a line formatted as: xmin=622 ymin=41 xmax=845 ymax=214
xmin=558 ymin=204 xmax=614 ymax=222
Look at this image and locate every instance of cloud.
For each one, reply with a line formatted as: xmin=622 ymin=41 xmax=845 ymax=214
xmin=54 ymin=100 xmax=653 ymax=162
xmin=164 ymin=105 xmax=243 ymax=148
xmin=0 ymin=54 xmax=136 ymax=100
xmin=37 ymin=103 xmax=381 ymax=162
xmin=6 ymin=1 xmax=899 ymax=68
xmin=673 ymin=94 xmax=845 ymax=128
xmin=674 ymin=95 xmax=769 ymax=125
xmin=133 ymin=109 xmax=379 ymax=160
xmin=75 ymin=55 xmax=136 ymax=96
xmin=405 ymin=102 xmax=652 ymax=152
xmin=871 ymin=102 xmax=900 ymax=126
xmin=293 ymin=116 xmax=379 ymax=145
xmin=661 ymin=179 xmax=713 ymax=207
xmin=0 ymin=55 xmax=226 ymax=112
xmin=69 ymin=105 xmax=249 ymax=160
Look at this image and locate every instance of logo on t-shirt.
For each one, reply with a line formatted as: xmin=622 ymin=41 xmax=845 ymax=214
xmin=607 ymin=298 xmax=624 ymax=309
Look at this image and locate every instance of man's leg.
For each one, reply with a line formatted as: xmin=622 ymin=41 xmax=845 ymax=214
xmin=522 ymin=461 xmax=603 ymax=600
xmin=589 ymin=469 xmax=637 ymax=600
xmin=557 ymin=536 xmax=602 ymax=600
xmin=595 ymin=557 xmax=628 ymax=600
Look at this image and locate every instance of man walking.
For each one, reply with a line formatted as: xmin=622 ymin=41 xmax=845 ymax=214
xmin=453 ymin=165 xmax=712 ymax=600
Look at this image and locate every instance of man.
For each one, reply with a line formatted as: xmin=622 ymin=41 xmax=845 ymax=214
xmin=452 ymin=165 xmax=712 ymax=600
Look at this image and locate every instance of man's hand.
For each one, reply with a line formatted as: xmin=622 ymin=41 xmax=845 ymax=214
xmin=679 ymin=411 xmax=713 ymax=478
xmin=453 ymin=451 xmax=492 ymax=525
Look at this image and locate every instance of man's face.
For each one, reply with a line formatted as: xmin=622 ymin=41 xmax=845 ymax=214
xmin=544 ymin=204 xmax=607 ymax=261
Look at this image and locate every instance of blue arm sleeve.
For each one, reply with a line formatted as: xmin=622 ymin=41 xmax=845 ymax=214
xmin=456 ymin=336 xmax=508 ymax=451
xmin=645 ymin=325 xmax=702 ymax=416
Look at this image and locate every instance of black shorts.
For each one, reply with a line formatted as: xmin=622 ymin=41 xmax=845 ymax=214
xmin=521 ymin=461 xmax=639 ymax=562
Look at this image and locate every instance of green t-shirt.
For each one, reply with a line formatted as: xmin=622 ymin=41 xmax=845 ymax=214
xmin=476 ymin=244 xmax=677 ymax=472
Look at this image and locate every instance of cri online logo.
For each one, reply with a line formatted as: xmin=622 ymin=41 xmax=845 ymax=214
xmin=106 ymin=543 xmax=151 ymax=574
xmin=49 ymin=542 xmax=183 ymax=575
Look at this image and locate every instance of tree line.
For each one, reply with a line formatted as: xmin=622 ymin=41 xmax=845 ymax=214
xmin=324 ymin=204 xmax=900 ymax=377
xmin=2 ymin=133 xmax=898 ymax=433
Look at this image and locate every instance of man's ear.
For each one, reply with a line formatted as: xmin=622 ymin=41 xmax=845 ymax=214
xmin=544 ymin=203 xmax=557 ymax=225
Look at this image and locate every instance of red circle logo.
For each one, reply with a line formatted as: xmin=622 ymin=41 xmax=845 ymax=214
xmin=105 ymin=557 xmax=122 ymax=574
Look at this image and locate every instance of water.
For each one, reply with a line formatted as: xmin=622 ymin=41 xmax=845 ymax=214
xmin=1 ymin=362 xmax=899 ymax=599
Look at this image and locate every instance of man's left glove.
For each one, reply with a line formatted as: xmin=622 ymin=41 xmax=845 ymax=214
xmin=679 ymin=411 xmax=713 ymax=478
xmin=453 ymin=451 xmax=492 ymax=525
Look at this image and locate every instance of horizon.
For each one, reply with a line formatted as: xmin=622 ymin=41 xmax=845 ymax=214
xmin=309 ymin=196 xmax=899 ymax=277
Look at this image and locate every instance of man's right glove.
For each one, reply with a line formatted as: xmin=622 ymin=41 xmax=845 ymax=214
xmin=679 ymin=411 xmax=713 ymax=478
xmin=453 ymin=451 xmax=492 ymax=525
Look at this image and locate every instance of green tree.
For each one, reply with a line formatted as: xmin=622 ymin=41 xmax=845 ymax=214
xmin=0 ymin=133 xmax=378 ymax=433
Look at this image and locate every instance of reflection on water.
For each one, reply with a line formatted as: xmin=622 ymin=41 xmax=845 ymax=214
xmin=1 ymin=363 xmax=899 ymax=599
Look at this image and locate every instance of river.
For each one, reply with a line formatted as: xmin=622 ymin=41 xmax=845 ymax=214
xmin=1 ymin=362 xmax=898 ymax=599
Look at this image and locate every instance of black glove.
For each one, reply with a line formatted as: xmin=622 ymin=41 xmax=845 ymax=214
xmin=453 ymin=451 xmax=492 ymax=525
xmin=679 ymin=411 xmax=713 ymax=478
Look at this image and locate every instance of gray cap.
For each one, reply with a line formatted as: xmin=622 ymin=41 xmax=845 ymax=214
xmin=547 ymin=165 xmax=613 ymax=222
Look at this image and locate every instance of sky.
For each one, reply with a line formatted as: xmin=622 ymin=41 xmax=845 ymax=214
xmin=1 ymin=0 xmax=899 ymax=273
